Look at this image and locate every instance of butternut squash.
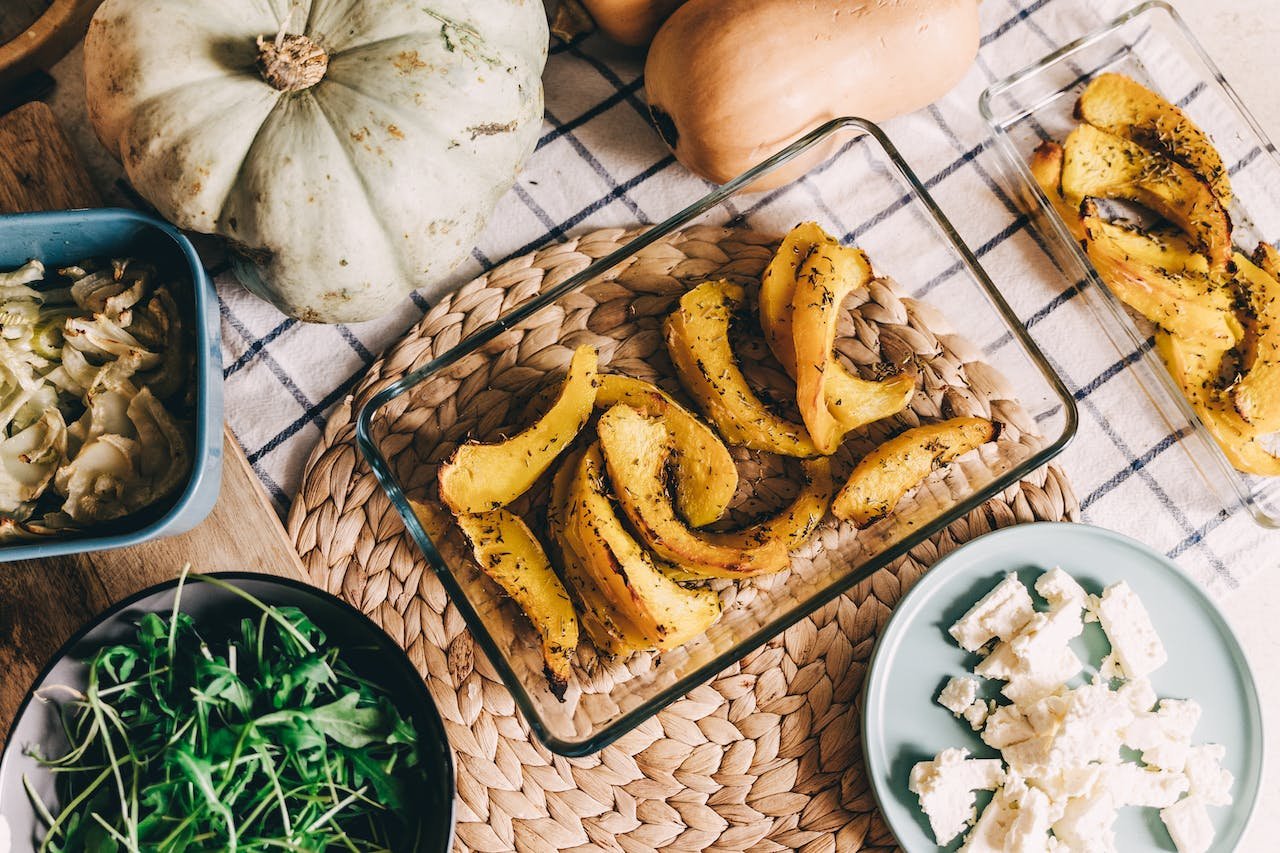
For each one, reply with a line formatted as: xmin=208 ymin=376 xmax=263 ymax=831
xmin=580 ymin=0 xmax=686 ymax=46
xmin=644 ymin=0 xmax=981 ymax=189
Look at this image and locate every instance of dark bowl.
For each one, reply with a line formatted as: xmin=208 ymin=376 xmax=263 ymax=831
xmin=0 ymin=572 xmax=455 ymax=852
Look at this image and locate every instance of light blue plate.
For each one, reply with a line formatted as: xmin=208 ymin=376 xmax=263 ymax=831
xmin=862 ymin=522 xmax=1262 ymax=852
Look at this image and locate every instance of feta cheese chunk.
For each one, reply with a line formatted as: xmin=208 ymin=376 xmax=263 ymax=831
xmin=960 ymin=781 xmax=1016 ymax=853
xmin=1051 ymin=681 xmax=1134 ymax=766
xmin=981 ymin=704 xmax=1035 ymax=749
xmin=1053 ymin=790 xmax=1119 ymax=853
xmin=1092 ymin=581 xmax=1168 ymax=679
xmin=1123 ymin=699 xmax=1202 ymax=772
xmin=939 ymin=676 xmax=980 ymax=715
xmin=949 ymin=573 xmax=1035 ymax=652
xmin=1010 ymin=606 xmax=1084 ymax=664
xmin=1118 ymin=677 xmax=1157 ymax=714
xmin=975 ymin=640 xmax=1018 ymax=680
xmin=1183 ymin=744 xmax=1233 ymax=806
xmin=908 ymin=748 xmax=1005 ymax=845
xmin=1102 ymin=764 xmax=1189 ymax=808
xmin=1002 ymin=646 xmax=1082 ymax=705
xmin=1035 ymin=567 xmax=1087 ymax=610
xmin=961 ymin=699 xmax=990 ymax=731
xmin=1161 ymin=795 xmax=1215 ymax=853
xmin=1007 ymin=785 xmax=1054 ymax=853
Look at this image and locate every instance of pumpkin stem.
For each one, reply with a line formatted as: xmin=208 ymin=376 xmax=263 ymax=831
xmin=256 ymin=32 xmax=328 ymax=92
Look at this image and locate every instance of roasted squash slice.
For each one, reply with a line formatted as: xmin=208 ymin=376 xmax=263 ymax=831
xmin=760 ymin=221 xmax=837 ymax=375
xmin=1076 ymin=73 xmax=1232 ymax=205
xmin=665 ymin=280 xmax=818 ymax=457
xmin=548 ymin=454 xmax=652 ymax=656
xmin=595 ymin=373 xmax=737 ymax=527
xmin=708 ymin=457 xmax=833 ymax=553
xmin=1061 ymin=123 xmax=1231 ymax=272
xmin=760 ymin=224 xmax=915 ymax=437
xmin=597 ymin=404 xmax=790 ymax=578
xmin=791 ymin=241 xmax=914 ymax=453
xmin=1229 ymin=252 xmax=1280 ymax=433
xmin=1030 ymin=141 xmax=1086 ymax=242
xmin=1157 ymin=331 xmax=1280 ymax=476
xmin=439 ymin=344 xmax=599 ymax=513
xmin=451 ymin=507 xmax=580 ymax=697
xmin=565 ymin=444 xmax=722 ymax=648
xmin=1081 ymin=202 xmax=1242 ymax=347
xmin=833 ymin=416 xmax=997 ymax=527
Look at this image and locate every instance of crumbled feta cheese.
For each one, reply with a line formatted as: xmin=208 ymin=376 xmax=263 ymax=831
xmin=1183 ymin=744 xmax=1233 ymax=807
xmin=1032 ymin=765 xmax=1102 ymax=808
xmin=1123 ymin=699 xmax=1201 ymax=772
xmin=919 ymin=568 xmax=1231 ymax=852
xmin=1093 ymin=581 xmax=1168 ymax=679
xmin=1053 ymin=790 xmax=1119 ymax=853
xmin=960 ymin=780 xmax=1016 ymax=853
xmin=1102 ymin=763 xmax=1189 ymax=808
xmin=982 ymin=704 xmax=1035 ymax=749
xmin=1010 ymin=606 xmax=1085 ymax=670
xmin=1118 ymin=677 xmax=1157 ymax=714
xmin=949 ymin=573 xmax=1036 ymax=652
xmin=909 ymin=748 xmax=1005 ymax=845
xmin=1161 ymin=795 xmax=1215 ymax=853
xmin=1007 ymin=784 xmax=1055 ymax=853
xmin=962 ymin=699 xmax=990 ymax=731
xmin=1050 ymin=681 xmax=1134 ymax=766
xmin=975 ymin=641 xmax=1018 ymax=680
xmin=1003 ymin=646 xmax=1082 ymax=705
xmin=939 ymin=675 xmax=980 ymax=715
xmin=1035 ymin=567 xmax=1087 ymax=610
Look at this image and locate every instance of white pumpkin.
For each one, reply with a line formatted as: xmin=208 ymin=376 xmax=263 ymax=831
xmin=84 ymin=0 xmax=548 ymax=323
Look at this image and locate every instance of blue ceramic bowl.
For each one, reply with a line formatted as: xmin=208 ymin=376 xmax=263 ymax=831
xmin=0 ymin=208 xmax=222 ymax=560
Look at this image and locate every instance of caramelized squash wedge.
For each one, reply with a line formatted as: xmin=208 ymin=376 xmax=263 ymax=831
xmin=760 ymin=221 xmax=837 ymax=375
xmin=665 ymin=280 xmax=818 ymax=457
xmin=833 ymin=416 xmax=997 ymax=527
xmin=597 ymin=404 xmax=790 ymax=578
xmin=565 ymin=444 xmax=722 ymax=648
xmin=760 ymin=224 xmax=915 ymax=439
xmin=452 ymin=508 xmax=580 ymax=697
xmin=1157 ymin=331 xmax=1280 ymax=476
xmin=548 ymin=454 xmax=653 ymax=656
xmin=792 ymin=241 xmax=914 ymax=452
xmin=1030 ymin=141 xmax=1086 ymax=242
xmin=1061 ymin=123 xmax=1231 ymax=272
xmin=708 ymin=457 xmax=834 ymax=553
xmin=1076 ymin=73 xmax=1232 ymax=205
xmin=1081 ymin=202 xmax=1242 ymax=347
xmin=595 ymin=373 xmax=737 ymax=527
xmin=439 ymin=344 xmax=599 ymax=513
xmin=1229 ymin=252 xmax=1280 ymax=432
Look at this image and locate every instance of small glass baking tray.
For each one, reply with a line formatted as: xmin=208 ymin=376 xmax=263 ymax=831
xmin=980 ymin=0 xmax=1280 ymax=527
xmin=356 ymin=118 xmax=1077 ymax=755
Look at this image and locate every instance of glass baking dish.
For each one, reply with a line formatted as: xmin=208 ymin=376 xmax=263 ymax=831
xmin=980 ymin=0 xmax=1280 ymax=527
xmin=356 ymin=117 xmax=1077 ymax=755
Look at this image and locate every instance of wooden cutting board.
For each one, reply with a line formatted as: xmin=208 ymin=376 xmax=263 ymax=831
xmin=0 ymin=102 xmax=306 ymax=742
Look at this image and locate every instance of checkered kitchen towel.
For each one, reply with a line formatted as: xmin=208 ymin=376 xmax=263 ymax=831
xmin=48 ymin=0 xmax=1280 ymax=595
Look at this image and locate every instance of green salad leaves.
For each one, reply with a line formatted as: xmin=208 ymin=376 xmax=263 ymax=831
xmin=25 ymin=572 xmax=430 ymax=852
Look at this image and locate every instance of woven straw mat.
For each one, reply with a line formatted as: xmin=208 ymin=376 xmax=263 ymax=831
xmin=287 ymin=226 xmax=1079 ymax=853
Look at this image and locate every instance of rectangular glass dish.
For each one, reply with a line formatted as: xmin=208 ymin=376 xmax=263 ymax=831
xmin=980 ymin=0 xmax=1280 ymax=527
xmin=357 ymin=118 xmax=1077 ymax=755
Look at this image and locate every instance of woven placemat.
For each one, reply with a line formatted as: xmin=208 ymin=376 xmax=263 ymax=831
xmin=287 ymin=226 xmax=1079 ymax=853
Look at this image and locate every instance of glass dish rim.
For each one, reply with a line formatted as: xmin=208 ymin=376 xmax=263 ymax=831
xmin=977 ymin=0 xmax=1280 ymax=528
xmin=354 ymin=116 xmax=1080 ymax=756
